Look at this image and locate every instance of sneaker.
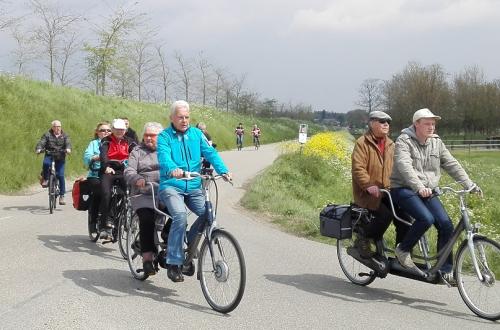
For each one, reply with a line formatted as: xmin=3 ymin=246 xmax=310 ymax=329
xmin=142 ymin=261 xmax=156 ymax=276
xmin=99 ymin=228 xmax=112 ymax=240
xmin=354 ymin=237 xmax=375 ymax=258
xmin=59 ymin=196 xmax=66 ymax=205
xmin=395 ymin=244 xmax=418 ymax=269
xmin=41 ymin=179 xmax=48 ymax=188
xmin=182 ymin=261 xmax=195 ymax=276
xmin=441 ymin=272 xmax=457 ymax=286
xmin=167 ymin=265 xmax=184 ymax=283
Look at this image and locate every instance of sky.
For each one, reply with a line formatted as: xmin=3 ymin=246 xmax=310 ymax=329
xmin=1 ymin=0 xmax=500 ymax=112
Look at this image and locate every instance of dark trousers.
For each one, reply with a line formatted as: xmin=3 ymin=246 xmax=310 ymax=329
xmin=137 ymin=208 xmax=156 ymax=254
xmin=98 ymin=173 xmax=125 ymax=228
xmin=87 ymin=177 xmax=101 ymax=224
xmin=390 ymin=188 xmax=454 ymax=272
xmin=42 ymin=156 xmax=66 ymax=196
xmin=362 ymin=197 xmax=393 ymax=240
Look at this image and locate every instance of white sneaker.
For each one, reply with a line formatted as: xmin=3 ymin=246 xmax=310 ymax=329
xmin=395 ymin=244 xmax=418 ymax=269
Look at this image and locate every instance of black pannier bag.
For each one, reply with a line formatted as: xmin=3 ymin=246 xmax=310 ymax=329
xmin=319 ymin=204 xmax=352 ymax=239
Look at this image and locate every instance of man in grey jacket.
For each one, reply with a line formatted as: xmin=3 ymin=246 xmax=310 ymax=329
xmin=390 ymin=108 xmax=479 ymax=283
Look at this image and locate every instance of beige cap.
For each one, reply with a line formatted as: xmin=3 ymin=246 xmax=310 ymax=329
xmin=369 ymin=111 xmax=392 ymax=121
xmin=112 ymin=118 xmax=127 ymax=129
xmin=413 ymin=108 xmax=441 ymax=123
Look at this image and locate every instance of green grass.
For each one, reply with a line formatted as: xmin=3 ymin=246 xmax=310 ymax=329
xmin=242 ymin=146 xmax=500 ymax=246
xmin=0 ymin=75 xmax=320 ymax=193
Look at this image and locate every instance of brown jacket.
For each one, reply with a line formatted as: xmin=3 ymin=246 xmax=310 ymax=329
xmin=352 ymin=132 xmax=394 ymax=210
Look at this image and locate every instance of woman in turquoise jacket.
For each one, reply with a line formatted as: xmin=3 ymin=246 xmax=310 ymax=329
xmin=83 ymin=122 xmax=111 ymax=227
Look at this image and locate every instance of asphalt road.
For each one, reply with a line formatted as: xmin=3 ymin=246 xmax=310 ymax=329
xmin=0 ymin=144 xmax=497 ymax=329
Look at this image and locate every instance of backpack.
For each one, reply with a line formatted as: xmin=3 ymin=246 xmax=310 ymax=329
xmin=319 ymin=204 xmax=352 ymax=239
xmin=72 ymin=179 xmax=91 ymax=211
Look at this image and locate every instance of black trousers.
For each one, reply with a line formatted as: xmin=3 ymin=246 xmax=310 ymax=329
xmin=98 ymin=173 xmax=125 ymax=228
xmin=137 ymin=208 xmax=156 ymax=254
xmin=87 ymin=177 xmax=101 ymax=223
xmin=362 ymin=196 xmax=409 ymax=243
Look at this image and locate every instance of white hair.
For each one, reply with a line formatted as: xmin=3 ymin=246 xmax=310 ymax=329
xmin=171 ymin=100 xmax=190 ymax=116
xmin=142 ymin=122 xmax=163 ymax=136
xmin=51 ymin=120 xmax=61 ymax=126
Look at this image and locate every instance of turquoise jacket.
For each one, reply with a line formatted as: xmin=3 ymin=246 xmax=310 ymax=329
xmin=157 ymin=125 xmax=228 ymax=192
xmin=83 ymin=138 xmax=101 ymax=178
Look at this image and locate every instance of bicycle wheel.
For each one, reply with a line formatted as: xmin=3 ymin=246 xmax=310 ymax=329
xmin=198 ymin=229 xmax=246 ymax=313
xmin=48 ymin=175 xmax=56 ymax=214
xmin=87 ymin=209 xmax=99 ymax=242
xmin=455 ymin=236 xmax=500 ymax=320
xmin=126 ymin=213 xmax=148 ymax=281
xmin=117 ymin=214 xmax=128 ymax=259
xmin=207 ymin=179 xmax=218 ymax=218
xmin=337 ymin=234 xmax=377 ymax=286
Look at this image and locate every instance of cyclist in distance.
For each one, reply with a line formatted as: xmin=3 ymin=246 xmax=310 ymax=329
xmin=83 ymin=121 xmax=111 ymax=228
xmin=351 ymin=111 xmax=407 ymax=258
xmin=98 ymin=118 xmax=137 ymax=239
xmin=157 ymin=100 xmax=232 ymax=283
xmin=196 ymin=122 xmax=215 ymax=169
xmin=390 ymin=108 xmax=479 ymax=282
xmin=124 ymin=122 xmax=163 ymax=276
xmin=251 ymin=124 xmax=261 ymax=146
xmin=35 ymin=120 xmax=72 ymax=205
xmin=235 ymin=123 xmax=244 ymax=149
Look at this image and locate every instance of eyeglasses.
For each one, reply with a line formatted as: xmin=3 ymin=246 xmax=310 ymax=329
xmin=143 ymin=133 xmax=158 ymax=138
xmin=377 ymin=119 xmax=391 ymax=124
xmin=98 ymin=129 xmax=112 ymax=132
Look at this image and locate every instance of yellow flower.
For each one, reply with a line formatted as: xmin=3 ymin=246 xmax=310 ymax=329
xmin=303 ymin=132 xmax=352 ymax=165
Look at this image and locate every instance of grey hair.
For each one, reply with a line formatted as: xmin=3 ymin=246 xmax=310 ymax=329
xmin=171 ymin=100 xmax=190 ymax=115
xmin=51 ymin=120 xmax=61 ymax=126
xmin=142 ymin=122 xmax=163 ymax=136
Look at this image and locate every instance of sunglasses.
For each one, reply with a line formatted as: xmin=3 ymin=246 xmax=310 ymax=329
xmin=376 ymin=119 xmax=391 ymax=124
xmin=98 ymin=129 xmax=112 ymax=132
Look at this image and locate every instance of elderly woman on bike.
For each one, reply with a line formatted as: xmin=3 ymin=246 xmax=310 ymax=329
xmin=83 ymin=121 xmax=111 ymax=230
xmin=391 ymin=108 xmax=478 ymax=282
xmin=124 ymin=122 xmax=163 ymax=276
xmin=98 ymin=118 xmax=137 ymax=239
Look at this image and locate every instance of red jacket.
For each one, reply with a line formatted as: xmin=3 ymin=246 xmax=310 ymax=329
xmin=99 ymin=135 xmax=136 ymax=172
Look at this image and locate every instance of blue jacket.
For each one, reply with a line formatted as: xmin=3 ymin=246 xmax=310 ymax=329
xmin=157 ymin=125 xmax=228 ymax=192
xmin=83 ymin=138 xmax=101 ymax=178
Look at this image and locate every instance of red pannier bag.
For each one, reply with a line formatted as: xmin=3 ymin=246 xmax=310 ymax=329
xmin=72 ymin=178 xmax=91 ymax=211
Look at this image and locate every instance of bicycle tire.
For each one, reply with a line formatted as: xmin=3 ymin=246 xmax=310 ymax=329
xmin=88 ymin=208 xmax=99 ymax=242
xmin=126 ymin=213 xmax=149 ymax=281
xmin=48 ymin=175 xmax=56 ymax=214
xmin=117 ymin=196 xmax=129 ymax=259
xmin=207 ymin=179 xmax=219 ymax=218
xmin=455 ymin=235 xmax=500 ymax=320
xmin=337 ymin=235 xmax=377 ymax=286
xmin=198 ymin=229 xmax=246 ymax=313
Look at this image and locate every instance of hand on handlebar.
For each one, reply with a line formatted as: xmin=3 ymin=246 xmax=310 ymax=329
xmin=170 ymin=168 xmax=185 ymax=179
xmin=366 ymin=185 xmax=380 ymax=198
xmin=135 ymin=178 xmax=146 ymax=188
xmin=470 ymin=183 xmax=483 ymax=197
xmin=222 ymin=172 xmax=232 ymax=183
xmin=104 ymin=167 xmax=115 ymax=175
xmin=418 ymin=187 xmax=433 ymax=198
xmin=36 ymin=149 xmax=42 ymax=154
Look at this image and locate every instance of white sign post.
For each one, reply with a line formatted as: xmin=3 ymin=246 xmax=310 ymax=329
xmin=298 ymin=124 xmax=308 ymax=144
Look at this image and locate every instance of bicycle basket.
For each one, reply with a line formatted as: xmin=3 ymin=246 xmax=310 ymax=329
xmin=319 ymin=204 xmax=352 ymax=239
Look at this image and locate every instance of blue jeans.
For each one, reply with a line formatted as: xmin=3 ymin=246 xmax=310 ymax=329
xmin=390 ymin=188 xmax=454 ymax=272
xmin=236 ymin=135 xmax=243 ymax=146
xmin=159 ymin=187 xmax=206 ymax=266
xmin=42 ymin=156 xmax=66 ymax=196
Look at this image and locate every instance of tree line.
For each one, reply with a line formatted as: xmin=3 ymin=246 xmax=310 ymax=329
xmin=0 ymin=0 xmax=313 ymax=119
xmin=355 ymin=62 xmax=500 ymax=136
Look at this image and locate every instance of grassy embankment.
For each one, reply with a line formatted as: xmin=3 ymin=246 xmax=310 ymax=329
xmin=242 ymin=132 xmax=500 ymax=244
xmin=0 ymin=75 xmax=318 ymax=193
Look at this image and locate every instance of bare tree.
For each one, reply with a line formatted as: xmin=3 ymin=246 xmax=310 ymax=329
xmin=213 ymin=67 xmax=225 ymax=108
xmin=174 ymin=51 xmax=192 ymax=101
xmin=30 ymin=0 xmax=79 ymax=83
xmin=0 ymin=0 xmax=15 ymax=30
xmin=155 ymin=44 xmax=172 ymax=104
xmin=232 ymin=73 xmax=246 ymax=112
xmin=197 ymin=51 xmax=211 ymax=105
xmin=54 ymin=32 xmax=79 ymax=85
xmin=130 ymin=32 xmax=156 ymax=101
xmin=10 ymin=24 xmax=36 ymax=74
xmin=356 ymin=78 xmax=383 ymax=113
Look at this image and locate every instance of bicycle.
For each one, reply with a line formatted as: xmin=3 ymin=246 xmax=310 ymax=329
xmin=334 ymin=186 xmax=500 ymax=320
xmin=42 ymin=150 xmax=61 ymax=214
xmin=253 ymin=135 xmax=260 ymax=150
xmin=126 ymin=171 xmax=246 ymax=313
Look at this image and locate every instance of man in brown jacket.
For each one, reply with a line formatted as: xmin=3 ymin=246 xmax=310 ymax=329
xmin=351 ymin=111 xmax=404 ymax=257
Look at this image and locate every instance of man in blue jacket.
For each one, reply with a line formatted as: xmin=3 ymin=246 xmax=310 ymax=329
xmin=157 ymin=100 xmax=232 ymax=282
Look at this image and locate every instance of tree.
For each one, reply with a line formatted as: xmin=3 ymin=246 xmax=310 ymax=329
xmin=10 ymin=24 xmax=36 ymax=75
xmin=130 ymin=32 xmax=156 ymax=101
xmin=213 ymin=68 xmax=225 ymax=109
xmin=232 ymin=73 xmax=246 ymax=112
xmin=174 ymin=51 xmax=192 ymax=101
xmin=155 ymin=44 xmax=172 ymax=104
xmin=30 ymin=0 xmax=79 ymax=83
xmin=356 ymin=78 xmax=384 ymax=113
xmin=0 ymin=0 xmax=14 ymax=30
xmin=54 ymin=32 xmax=79 ymax=85
xmin=196 ymin=51 xmax=211 ymax=106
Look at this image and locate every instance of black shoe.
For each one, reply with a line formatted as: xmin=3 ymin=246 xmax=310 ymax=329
xmin=182 ymin=261 xmax=195 ymax=276
xmin=105 ymin=220 xmax=114 ymax=229
xmin=354 ymin=237 xmax=375 ymax=258
xmin=99 ymin=228 xmax=112 ymax=240
xmin=167 ymin=265 xmax=184 ymax=282
xmin=143 ymin=261 xmax=156 ymax=276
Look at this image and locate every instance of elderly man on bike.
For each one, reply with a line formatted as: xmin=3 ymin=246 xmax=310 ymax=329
xmin=391 ymin=108 xmax=479 ymax=282
xmin=98 ymin=118 xmax=137 ymax=239
xmin=351 ymin=111 xmax=405 ymax=258
xmin=35 ymin=120 xmax=72 ymax=205
xmin=157 ymin=100 xmax=232 ymax=283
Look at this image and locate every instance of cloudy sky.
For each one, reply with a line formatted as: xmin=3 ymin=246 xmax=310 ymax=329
xmin=1 ymin=0 xmax=500 ymax=112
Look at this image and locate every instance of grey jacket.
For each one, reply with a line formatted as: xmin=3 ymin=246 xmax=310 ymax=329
xmin=390 ymin=126 xmax=473 ymax=192
xmin=124 ymin=144 xmax=160 ymax=211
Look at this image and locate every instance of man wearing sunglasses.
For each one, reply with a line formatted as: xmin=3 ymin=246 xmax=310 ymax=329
xmin=351 ymin=111 xmax=401 ymax=258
